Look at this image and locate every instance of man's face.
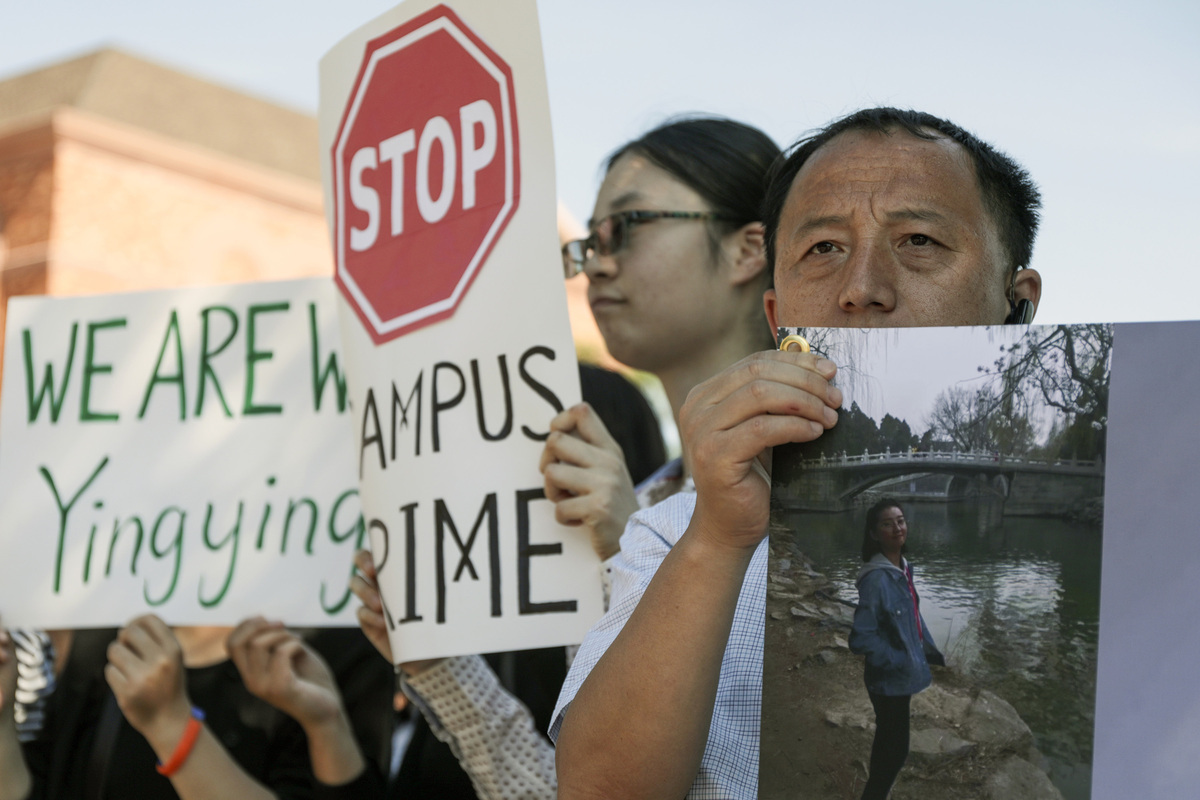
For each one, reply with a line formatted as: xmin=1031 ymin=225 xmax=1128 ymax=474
xmin=765 ymin=128 xmax=1040 ymax=329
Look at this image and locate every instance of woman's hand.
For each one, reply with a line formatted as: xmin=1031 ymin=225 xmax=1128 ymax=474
xmin=539 ymin=402 xmax=639 ymax=561
xmin=226 ymin=618 xmax=341 ymax=728
xmin=349 ymin=549 xmax=442 ymax=676
xmin=103 ymin=615 xmax=193 ymax=748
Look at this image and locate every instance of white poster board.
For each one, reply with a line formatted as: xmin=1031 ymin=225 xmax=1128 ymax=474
xmin=319 ymin=0 xmax=601 ymax=662
xmin=0 ymin=278 xmax=363 ymax=627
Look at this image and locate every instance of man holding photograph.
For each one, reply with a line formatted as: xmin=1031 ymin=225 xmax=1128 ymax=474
xmin=552 ymin=107 xmax=1043 ymax=799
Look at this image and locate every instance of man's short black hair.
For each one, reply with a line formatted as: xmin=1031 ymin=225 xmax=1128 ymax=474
xmin=763 ymin=108 xmax=1041 ymax=276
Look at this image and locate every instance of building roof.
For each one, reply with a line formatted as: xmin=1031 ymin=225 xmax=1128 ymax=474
xmin=0 ymin=48 xmax=319 ymax=181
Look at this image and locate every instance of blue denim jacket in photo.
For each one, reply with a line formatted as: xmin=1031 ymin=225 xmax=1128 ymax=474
xmin=849 ymin=554 xmax=945 ymax=696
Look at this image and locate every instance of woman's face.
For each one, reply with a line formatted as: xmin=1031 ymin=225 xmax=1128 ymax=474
xmin=871 ymin=506 xmax=907 ymax=555
xmin=582 ymin=153 xmax=742 ymax=374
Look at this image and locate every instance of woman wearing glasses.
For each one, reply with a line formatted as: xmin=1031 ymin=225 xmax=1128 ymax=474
xmin=550 ymin=117 xmax=781 ymax=523
xmin=243 ymin=117 xmax=781 ymax=800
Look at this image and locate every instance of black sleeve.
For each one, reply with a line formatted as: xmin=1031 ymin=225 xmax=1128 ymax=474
xmin=313 ymin=766 xmax=388 ymax=800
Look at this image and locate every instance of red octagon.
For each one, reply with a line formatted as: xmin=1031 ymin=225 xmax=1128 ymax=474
xmin=332 ymin=4 xmax=520 ymax=344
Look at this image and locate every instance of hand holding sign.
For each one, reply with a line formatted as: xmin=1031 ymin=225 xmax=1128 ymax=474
xmin=682 ymin=350 xmax=841 ymax=553
xmin=349 ymin=550 xmax=442 ymax=676
xmin=104 ymin=615 xmax=195 ymax=752
xmin=540 ymin=403 xmax=638 ymax=561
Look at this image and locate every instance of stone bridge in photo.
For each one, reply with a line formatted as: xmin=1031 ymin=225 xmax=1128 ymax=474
xmin=772 ymin=449 xmax=1105 ymax=515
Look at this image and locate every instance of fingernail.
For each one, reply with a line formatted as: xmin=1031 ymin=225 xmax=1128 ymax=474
xmin=816 ymin=358 xmax=836 ymax=375
xmin=824 ymin=407 xmax=839 ymax=427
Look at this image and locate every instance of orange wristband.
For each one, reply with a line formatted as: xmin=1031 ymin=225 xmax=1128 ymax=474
xmin=156 ymin=707 xmax=205 ymax=776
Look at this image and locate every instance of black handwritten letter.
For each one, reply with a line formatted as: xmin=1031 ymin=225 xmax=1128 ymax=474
xmin=432 ymin=362 xmax=466 ymax=453
xmin=399 ymin=502 xmax=422 ymax=624
xmin=470 ymin=356 xmax=513 ymax=441
xmin=516 ymin=488 xmax=576 ymax=615
xmin=391 ymin=373 xmax=423 ymax=459
xmin=518 ymin=347 xmax=563 ymax=441
xmin=360 ymin=388 xmax=385 ymax=479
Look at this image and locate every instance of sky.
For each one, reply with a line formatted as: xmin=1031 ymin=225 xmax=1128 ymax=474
xmin=780 ymin=325 xmax=1032 ymax=431
xmin=3 ymin=0 xmax=1199 ymax=327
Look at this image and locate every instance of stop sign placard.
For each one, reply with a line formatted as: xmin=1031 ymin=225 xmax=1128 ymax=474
xmin=332 ymin=4 xmax=520 ymax=344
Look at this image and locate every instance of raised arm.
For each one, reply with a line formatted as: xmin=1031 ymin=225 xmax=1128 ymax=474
xmin=350 ymin=550 xmax=557 ymax=800
xmin=104 ymin=615 xmax=281 ymax=800
xmin=554 ymin=350 xmax=840 ymax=799
xmin=0 ymin=624 xmax=32 ymax=800
xmin=226 ymin=619 xmax=367 ymax=789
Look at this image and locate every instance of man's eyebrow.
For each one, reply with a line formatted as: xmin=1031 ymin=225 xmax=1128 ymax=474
xmin=588 ymin=190 xmax=645 ymax=229
xmin=885 ymin=207 xmax=954 ymax=225
xmin=789 ymin=215 xmax=849 ymax=242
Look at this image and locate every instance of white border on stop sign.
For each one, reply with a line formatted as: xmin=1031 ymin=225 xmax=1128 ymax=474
xmin=319 ymin=0 xmax=599 ymax=663
xmin=332 ymin=12 xmax=517 ymax=337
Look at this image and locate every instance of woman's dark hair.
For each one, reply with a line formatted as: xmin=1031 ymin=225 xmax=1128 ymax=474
xmin=605 ymin=116 xmax=781 ymax=261
xmin=861 ymin=497 xmax=907 ymax=562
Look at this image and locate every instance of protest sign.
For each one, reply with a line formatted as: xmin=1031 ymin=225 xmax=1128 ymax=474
xmin=320 ymin=0 xmax=600 ymax=662
xmin=0 ymin=278 xmax=363 ymax=628
xmin=760 ymin=323 xmax=1116 ymax=799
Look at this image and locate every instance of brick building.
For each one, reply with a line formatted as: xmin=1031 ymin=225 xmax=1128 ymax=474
xmin=0 ymin=48 xmax=611 ymax=385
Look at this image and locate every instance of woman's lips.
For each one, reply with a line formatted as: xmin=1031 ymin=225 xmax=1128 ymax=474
xmin=589 ymin=294 xmax=624 ymax=312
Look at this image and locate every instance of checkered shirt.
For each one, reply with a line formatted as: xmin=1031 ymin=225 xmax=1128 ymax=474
xmin=550 ymin=490 xmax=767 ymax=799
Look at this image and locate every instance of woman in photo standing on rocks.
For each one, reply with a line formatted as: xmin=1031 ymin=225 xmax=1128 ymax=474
xmin=849 ymin=498 xmax=946 ymax=800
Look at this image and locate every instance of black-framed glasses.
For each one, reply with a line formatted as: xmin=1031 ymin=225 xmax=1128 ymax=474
xmin=561 ymin=210 xmax=735 ymax=278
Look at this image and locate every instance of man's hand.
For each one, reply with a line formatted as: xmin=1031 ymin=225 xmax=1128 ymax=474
xmin=227 ymin=618 xmax=341 ymax=729
xmin=104 ymin=615 xmax=193 ymax=747
xmin=681 ymin=349 xmax=840 ymax=553
xmin=540 ymin=402 xmax=639 ymax=561
xmin=349 ymin=549 xmax=442 ymax=676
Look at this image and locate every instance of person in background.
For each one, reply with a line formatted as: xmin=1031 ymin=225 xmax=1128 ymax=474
xmin=0 ymin=616 xmax=312 ymax=800
xmin=341 ymin=115 xmax=782 ymax=798
xmin=237 ymin=362 xmax=668 ymax=800
xmin=849 ymin=498 xmax=945 ymax=800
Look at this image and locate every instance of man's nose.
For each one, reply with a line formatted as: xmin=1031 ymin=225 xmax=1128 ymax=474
xmin=837 ymin=240 xmax=896 ymax=314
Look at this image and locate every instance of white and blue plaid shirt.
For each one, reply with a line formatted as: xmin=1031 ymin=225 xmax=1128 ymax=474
xmin=550 ymin=489 xmax=768 ymax=799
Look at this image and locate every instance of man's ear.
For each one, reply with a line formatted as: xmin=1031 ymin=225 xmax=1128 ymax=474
xmin=726 ymin=222 xmax=768 ymax=287
xmin=1013 ymin=268 xmax=1042 ymax=320
xmin=764 ymin=288 xmax=779 ymax=339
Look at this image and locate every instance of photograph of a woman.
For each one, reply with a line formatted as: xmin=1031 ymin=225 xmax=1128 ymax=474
xmin=849 ymin=498 xmax=945 ymax=800
xmin=760 ymin=324 xmax=1108 ymax=800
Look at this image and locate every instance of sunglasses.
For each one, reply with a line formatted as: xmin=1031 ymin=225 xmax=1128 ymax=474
xmin=561 ymin=210 xmax=735 ymax=278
